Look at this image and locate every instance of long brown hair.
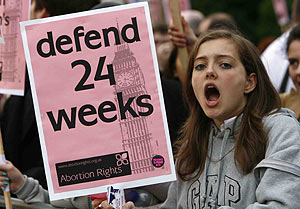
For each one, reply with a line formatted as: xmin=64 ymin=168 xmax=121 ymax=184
xmin=175 ymin=30 xmax=281 ymax=181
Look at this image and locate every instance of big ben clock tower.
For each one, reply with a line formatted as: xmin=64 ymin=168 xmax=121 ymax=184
xmin=112 ymin=37 xmax=154 ymax=174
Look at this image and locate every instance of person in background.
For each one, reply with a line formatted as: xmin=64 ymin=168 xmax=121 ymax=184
xmin=153 ymin=24 xmax=170 ymax=48
xmin=198 ymin=12 xmax=236 ymax=34
xmin=168 ymin=11 xmax=238 ymax=54
xmin=280 ymin=24 xmax=300 ymax=120
xmin=181 ymin=9 xmax=205 ymax=37
xmin=0 ymin=0 xmax=99 ymax=190
xmin=151 ymin=15 xmax=190 ymax=147
xmin=153 ymin=24 xmax=173 ymax=74
xmin=261 ymin=0 xmax=300 ymax=93
xmin=261 ymin=30 xmax=292 ymax=93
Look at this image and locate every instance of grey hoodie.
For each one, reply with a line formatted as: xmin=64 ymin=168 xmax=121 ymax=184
xmin=161 ymin=108 xmax=300 ymax=209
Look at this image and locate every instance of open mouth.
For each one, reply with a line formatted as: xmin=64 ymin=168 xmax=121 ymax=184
xmin=205 ymin=85 xmax=220 ymax=102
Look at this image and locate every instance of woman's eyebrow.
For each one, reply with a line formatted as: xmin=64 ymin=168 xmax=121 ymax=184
xmin=195 ymin=54 xmax=236 ymax=61
xmin=194 ymin=56 xmax=207 ymax=61
xmin=215 ymin=54 xmax=236 ymax=60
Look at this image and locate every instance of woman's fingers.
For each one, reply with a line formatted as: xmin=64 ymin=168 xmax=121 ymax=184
xmin=97 ymin=200 xmax=113 ymax=209
xmin=0 ymin=172 xmax=9 ymax=189
xmin=95 ymin=200 xmax=135 ymax=209
xmin=123 ymin=201 xmax=135 ymax=209
xmin=92 ymin=198 xmax=102 ymax=209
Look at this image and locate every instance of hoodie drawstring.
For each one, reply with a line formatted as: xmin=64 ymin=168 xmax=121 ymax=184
xmin=208 ymin=127 xmax=231 ymax=209
xmin=200 ymin=129 xmax=215 ymax=206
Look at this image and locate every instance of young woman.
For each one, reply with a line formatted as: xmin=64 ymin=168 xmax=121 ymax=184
xmin=159 ymin=30 xmax=300 ymax=208
xmin=280 ymin=24 xmax=300 ymax=120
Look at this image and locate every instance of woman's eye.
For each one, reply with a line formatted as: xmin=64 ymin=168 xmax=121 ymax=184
xmin=220 ymin=62 xmax=232 ymax=69
xmin=195 ymin=64 xmax=206 ymax=71
xmin=289 ymin=59 xmax=299 ymax=68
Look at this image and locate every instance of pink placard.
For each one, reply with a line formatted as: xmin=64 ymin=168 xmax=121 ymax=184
xmin=0 ymin=0 xmax=30 ymax=96
xmin=20 ymin=2 xmax=176 ymax=200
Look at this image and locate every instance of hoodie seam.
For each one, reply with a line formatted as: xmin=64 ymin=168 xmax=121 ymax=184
xmin=255 ymin=158 xmax=300 ymax=177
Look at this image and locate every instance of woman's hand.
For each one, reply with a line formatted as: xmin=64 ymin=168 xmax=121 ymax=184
xmin=92 ymin=198 xmax=103 ymax=209
xmin=96 ymin=200 xmax=135 ymax=209
xmin=0 ymin=160 xmax=24 ymax=192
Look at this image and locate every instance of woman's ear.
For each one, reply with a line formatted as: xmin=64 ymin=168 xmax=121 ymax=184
xmin=244 ymin=73 xmax=257 ymax=94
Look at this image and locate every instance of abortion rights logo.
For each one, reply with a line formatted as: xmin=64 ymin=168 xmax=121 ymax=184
xmin=152 ymin=155 xmax=164 ymax=168
xmin=115 ymin=153 xmax=129 ymax=166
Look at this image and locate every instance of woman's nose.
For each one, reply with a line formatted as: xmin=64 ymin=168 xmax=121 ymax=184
xmin=205 ymin=67 xmax=217 ymax=79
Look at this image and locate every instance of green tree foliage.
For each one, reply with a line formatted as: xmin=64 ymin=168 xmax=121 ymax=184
xmin=190 ymin=0 xmax=293 ymax=45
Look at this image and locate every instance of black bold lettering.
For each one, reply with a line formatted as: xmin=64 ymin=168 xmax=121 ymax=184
xmin=117 ymin=92 xmax=138 ymax=119
xmin=56 ymin=35 xmax=73 ymax=54
xmin=102 ymin=27 xmax=120 ymax=47
xmin=4 ymin=15 xmax=9 ymax=26
xmin=71 ymin=59 xmax=95 ymax=91
xmin=98 ymin=101 xmax=117 ymax=123
xmin=46 ymin=107 xmax=77 ymax=131
xmin=74 ymin=26 xmax=85 ymax=52
xmin=36 ymin=31 xmax=56 ymax=58
xmin=136 ymin=94 xmax=153 ymax=116
xmin=85 ymin=30 xmax=102 ymax=49
xmin=121 ymin=17 xmax=141 ymax=43
xmin=78 ymin=104 xmax=97 ymax=126
xmin=94 ymin=56 xmax=116 ymax=85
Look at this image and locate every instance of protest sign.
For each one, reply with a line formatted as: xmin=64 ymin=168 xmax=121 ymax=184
xmin=0 ymin=0 xmax=30 ymax=96
xmin=20 ymin=2 xmax=176 ymax=201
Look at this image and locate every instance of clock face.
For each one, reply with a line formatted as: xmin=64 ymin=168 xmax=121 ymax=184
xmin=117 ymin=72 xmax=134 ymax=87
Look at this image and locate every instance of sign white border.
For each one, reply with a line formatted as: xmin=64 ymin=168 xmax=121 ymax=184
xmin=20 ymin=2 xmax=176 ymax=201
